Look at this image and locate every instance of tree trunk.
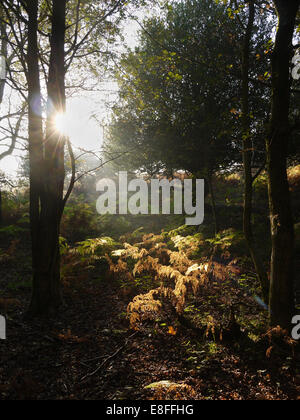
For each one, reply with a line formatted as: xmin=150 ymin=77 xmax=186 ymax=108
xmin=207 ymin=174 xmax=219 ymax=235
xmin=266 ymin=0 xmax=299 ymax=329
xmin=241 ymin=0 xmax=269 ymax=302
xmin=27 ymin=0 xmax=67 ymax=316
xmin=0 ymin=187 xmax=2 ymax=226
xmin=26 ymin=0 xmax=43 ymax=267
xmin=0 ymin=5 xmax=7 ymax=104
xmin=0 ymin=9 xmax=7 ymax=226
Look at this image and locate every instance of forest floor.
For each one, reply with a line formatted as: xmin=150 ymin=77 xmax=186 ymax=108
xmin=0 ymin=233 xmax=299 ymax=401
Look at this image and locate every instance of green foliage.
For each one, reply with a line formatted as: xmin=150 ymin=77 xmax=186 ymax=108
xmin=0 ymin=225 xmax=26 ymax=236
xmin=106 ymin=0 xmax=273 ymax=179
xmin=1 ymin=190 xmax=29 ymax=226
xmin=120 ymin=274 xmax=157 ymax=294
xmin=168 ymin=225 xmax=198 ymax=238
xmin=61 ymin=201 xmax=101 ymax=242
xmin=253 ymin=172 xmax=269 ymax=205
xmin=17 ymin=213 xmax=30 ymax=227
xmin=171 ymin=234 xmax=204 ymax=258
xmin=98 ymin=214 xmax=133 ymax=237
xmin=214 ymin=173 xmax=243 ymax=207
xmin=59 ymin=236 xmax=70 ymax=256
xmin=6 ymin=279 xmax=32 ymax=291
xmin=76 ymin=237 xmax=121 ymax=257
xmin=106 ymin=0 xmax=243 ymax=176
xmin=206 ymin=228 xmax=247 ymax=258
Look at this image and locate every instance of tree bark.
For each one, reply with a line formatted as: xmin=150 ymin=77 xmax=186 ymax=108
xmin=241 ymin=0 xmax=269 ymax=302
xmin=267 ymin=0 xmax=299 ymax=329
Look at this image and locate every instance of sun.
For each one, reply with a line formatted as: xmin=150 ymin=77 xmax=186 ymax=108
xmin=54 ymin=112 xmax=73 ymax=137
xmin=51 ymin=98 xmax=103 ymax=150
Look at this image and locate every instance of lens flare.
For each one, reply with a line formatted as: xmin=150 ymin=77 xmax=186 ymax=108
xmin=54 ymin=112 xmax=72 ymax=137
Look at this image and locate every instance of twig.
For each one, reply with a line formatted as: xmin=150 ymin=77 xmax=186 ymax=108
xmin=80 ymin=331 xmax=138 ymax=382
xmin=81 ymin=355 xmax=109 ymax=363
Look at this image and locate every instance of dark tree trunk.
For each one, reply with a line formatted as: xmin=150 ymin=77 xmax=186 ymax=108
xmin=266 ymin=0 xmax=299 ymax=329
xmin=241 ymin=0 xmax=269 ymax=302
xmin=26 ymin=0 xmax=44 ymax=260
xmin=0 ymin=10 xmax=7 ymax=226
xmin=0 ymin=187 xmax=2 ymax=226
xmin=0 ymin=6 xmax=7 ymax=104
xmin=27 ymin=0 xmax=67 ymax=316
xmin=207 ymin=173 xmax=219 ymax=235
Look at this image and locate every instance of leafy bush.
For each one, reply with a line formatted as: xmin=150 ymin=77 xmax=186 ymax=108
xmin=61 ymin=201 xmax=101 ymax=242
xmin=0 ymin=225 xmax=26 ymax=236
xmin=170 ymin=234 xmax=204 ymax=259
xmin=17 ymin=213 xmax=30 ymax=227
xmin=206 ymin=229 xmax=247 ymax=260
xmin=288 ymin=165 xmax=300 ymax=192
xmin=168 ymin=225 xmax=198 ymax=238
xmin=59 ymin=236 xmax=70 ymax=256
xmin=76 ymin=237 xmax=121 ymax=257
xmin=253 ymin=173 xmax=269 ymax=205
xmin=1 ymin=190 xmax=29 ymax=226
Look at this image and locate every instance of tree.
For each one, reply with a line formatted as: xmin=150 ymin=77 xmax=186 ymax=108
xmin=106 ymin=0 xmax=241 ymax=181
xmin=106 ymin=0 xmax=273 ymax=235
xmin=0 ymin=6 xmax=7 ymax=105
xmin=239 ymin=0 xmax=269 ymax=301
xmin=0 ymin=0 xmax=130 ymax=316
xmin=266 ymin=0 xmax=300 ymax=329
xmin=0 ymin=5 xmax=26 ymax=226
xmin=26 ymin=0 xmax=67 ymax=315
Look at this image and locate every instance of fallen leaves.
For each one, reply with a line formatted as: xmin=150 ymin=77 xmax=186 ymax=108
xmin=168 ymin=326 xmax=177 ymax=336
xmin=57 ymin=329 xmax=89 ymax=344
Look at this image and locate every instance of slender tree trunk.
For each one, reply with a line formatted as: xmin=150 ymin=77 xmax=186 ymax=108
xmin=26 ymin=0 xmax=44 ymax=256
xmin=26 ymin=0 xmax=48 ymax=316
xmin=241 ymin=0 xmax=269 ymax=302
xmin=27 ymin=0 xmax=67 ymax=316
xmin=207 ymin=173 xmax=219 ymax=235
xmin=0 ymin=9 xmax=7 ymax=225
xmin=0 ymin=187 xmax=2 ymax=226
xmin=266 ymin=0 xmax=299 ymax=329
xmin=0 ymin=6 xmax=7 ymax=104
